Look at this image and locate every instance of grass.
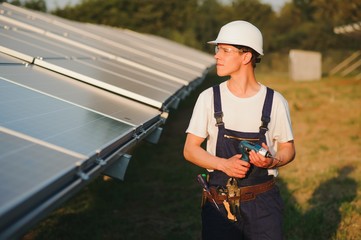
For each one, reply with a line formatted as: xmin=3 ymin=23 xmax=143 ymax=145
xmin=23 ymin=70 xmax=361 ymax=240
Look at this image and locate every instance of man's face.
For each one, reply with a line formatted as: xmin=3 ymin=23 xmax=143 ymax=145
xmin=214 ymin=44 xmax=245 ymax=77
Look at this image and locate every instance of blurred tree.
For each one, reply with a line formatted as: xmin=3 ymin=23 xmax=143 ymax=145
xmin=6 ymin=0 xmax=22 ymax=6
xmin=311 ymin=0 xmax=361 ymax=25
xmin=131 ymin=0 xmax=197 ymax=36
xmin=310 ymin=0 xmax=361 ymax=51
xmin=293 ymin=0 xmax=315 ymax=21
xmin=23 ymin=0 xmax=46 ymax=11
xmin=193 ymin=0 xmax=225 ymax=51
xmin=274 ymin=0 xmax=360 ymax=52
xmin=273 ymin=2 xmax=306 ymax=51
xmin=3 ymin=0 xmax=46 ymax=11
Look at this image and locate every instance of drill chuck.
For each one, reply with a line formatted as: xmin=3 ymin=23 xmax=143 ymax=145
xmin=258 ymin=147 xmax=273 ymax=158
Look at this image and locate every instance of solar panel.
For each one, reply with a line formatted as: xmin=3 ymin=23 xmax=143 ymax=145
xmin=0 ymin=128 xmax=85 ymax=218
xmin=0 ymin=22 xmax=189 ymax=108
xmin=1 ymin=3 xmax=213 ymax=76
xmin=0 ymin=57 xmax=144 ymax=240
xmin=35 ymin=58 xmax=181 ymax=106
xmin=85 ymin=25 xmax=208 ymax=73
xmin=0 ymin=2 xmax=214 ymax=239
xmin=0 ymin=78 xmax=134 ymax=155
xmin=0 ymin=26 xmax=94 ymax=60
xmin=0 ymin=4 xmax=208 ymax=82
xmin=0 ymin=58 xmax=161 ymax=127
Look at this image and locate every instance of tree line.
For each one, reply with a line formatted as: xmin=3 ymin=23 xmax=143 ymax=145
xmin=2 ymin=0 xmax=360 ymax=54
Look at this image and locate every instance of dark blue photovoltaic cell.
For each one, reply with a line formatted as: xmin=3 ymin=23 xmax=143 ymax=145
xmin=0 ymin=63 xmax=162 ymax=127
xmin=41 ymin=58 xmax=176 ymax=102
xmin=0 ymin=130 xmax=85 ymax=216
xmin=0 ymin=79 xmax=134 ymax=156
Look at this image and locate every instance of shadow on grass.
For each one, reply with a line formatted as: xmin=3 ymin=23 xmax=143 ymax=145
xmin=23 ymin=71 xmax=358 ymax=240
xmin=280 ymin=165 xmax=357 ymax=240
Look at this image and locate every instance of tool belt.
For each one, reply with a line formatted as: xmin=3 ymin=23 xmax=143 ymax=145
xmin=203 ymin=178 xmax=275 ymax=204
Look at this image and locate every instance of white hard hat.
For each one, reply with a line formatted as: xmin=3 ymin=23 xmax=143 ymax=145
xmin=208 ymin=20 xmax=263 ymax=55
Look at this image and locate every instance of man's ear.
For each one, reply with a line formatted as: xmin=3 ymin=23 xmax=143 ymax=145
xmin=242 ymin=52 xmax=253 ymax=65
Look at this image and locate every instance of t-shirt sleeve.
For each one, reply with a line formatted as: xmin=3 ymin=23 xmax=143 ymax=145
xmin=185 ymin=89 xmax=212 ymax=139
xmin=271 ymin=92 xmax=294 ymax=143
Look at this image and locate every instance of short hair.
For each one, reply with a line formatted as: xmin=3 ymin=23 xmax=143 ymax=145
xmin=233 ymin=45 xmax=261 ymax=68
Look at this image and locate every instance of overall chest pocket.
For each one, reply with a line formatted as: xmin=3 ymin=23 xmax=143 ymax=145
xmin=221 ymin=128 xmax=261 ymax=159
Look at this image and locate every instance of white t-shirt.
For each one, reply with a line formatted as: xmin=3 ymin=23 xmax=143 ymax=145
xmin=186 ymin=81 xmax=294 ymax=175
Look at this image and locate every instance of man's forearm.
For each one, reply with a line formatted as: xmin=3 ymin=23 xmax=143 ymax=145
xmin=184 ymin=143 xmax=223 ymax=170
xmin=274 ymin=140 xmax=296 ymax=167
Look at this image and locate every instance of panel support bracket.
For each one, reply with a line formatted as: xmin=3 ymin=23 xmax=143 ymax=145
xmin=103 ymin=154 xmax=132 ymax=181
xmin=145 ymin=126 xmax=163 ymax=144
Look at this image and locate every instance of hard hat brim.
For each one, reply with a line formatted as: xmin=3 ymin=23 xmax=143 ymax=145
xmin=207 ymin=40 xmax=263 ymax=55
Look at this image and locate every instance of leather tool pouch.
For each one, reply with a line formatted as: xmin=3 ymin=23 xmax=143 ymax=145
xmin=225 ymin=177 xmax=241 ymax=221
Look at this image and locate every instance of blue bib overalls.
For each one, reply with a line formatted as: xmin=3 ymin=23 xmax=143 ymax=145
xmin=201 ymin=85 xmax=284 ymax=240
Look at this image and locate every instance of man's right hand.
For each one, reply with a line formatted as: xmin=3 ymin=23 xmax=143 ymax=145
xmin=218 ymin=154 xmax=251 ymax=178
xmin=184 ymin=134 xmax=250 ymax=177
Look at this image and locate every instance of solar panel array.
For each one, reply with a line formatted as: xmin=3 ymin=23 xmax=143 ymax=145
xmin=0 ymin=3 xmax=214 ymax=239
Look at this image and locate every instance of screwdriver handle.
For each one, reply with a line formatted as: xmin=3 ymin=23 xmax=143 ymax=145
xmin=197 ymin=174 xmax=220 ymax=211
xmin=197 ymin=174 xmax=210 ymax=192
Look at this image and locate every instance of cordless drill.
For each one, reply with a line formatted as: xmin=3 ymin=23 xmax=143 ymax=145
xmin=238 ymin=140 xmax=273 ymax=162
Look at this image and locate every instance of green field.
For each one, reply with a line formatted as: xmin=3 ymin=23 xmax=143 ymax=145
xmin=24 ymin=70 xmax=361 ymax=240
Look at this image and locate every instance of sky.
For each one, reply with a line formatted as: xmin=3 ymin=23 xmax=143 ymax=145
xmin=45 ymin=0 xmax=289 ymax=12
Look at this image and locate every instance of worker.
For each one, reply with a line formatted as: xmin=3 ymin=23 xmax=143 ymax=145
xmin=183 ymin=20 xmax=296 ymax=239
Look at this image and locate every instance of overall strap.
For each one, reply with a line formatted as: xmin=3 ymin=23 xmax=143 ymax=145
xmin=259 ymin=87 xmax=274 ymax=137
xmin=212 ymin=85 xmax=224 ymax=128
